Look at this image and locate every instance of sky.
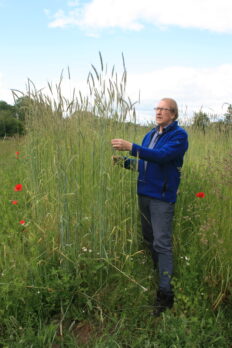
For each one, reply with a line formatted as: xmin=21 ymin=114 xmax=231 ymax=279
xmin=1 ymin=0 xmax=232 ymax=123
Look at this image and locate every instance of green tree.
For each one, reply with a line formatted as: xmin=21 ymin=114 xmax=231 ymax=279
xmin=0 ymin=100 xmax=24 ymax=137
xmin=0 ymin=100 xmax=15 ymax=114
xmin=192 ymin=111 xmax=210 ymax=131
xmin=14 ymin=96 xmax=55 ymax=121
xmin=0 ymin=110 xmax=24 ymax=137
xmin=224 ymin=104 xmax=232 ymax=124
xmin=14 ymin=96 xmax=33 ymax=121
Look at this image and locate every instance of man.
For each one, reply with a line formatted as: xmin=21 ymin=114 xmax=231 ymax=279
xmin=111 ymin=98 xmax=188 ymax=316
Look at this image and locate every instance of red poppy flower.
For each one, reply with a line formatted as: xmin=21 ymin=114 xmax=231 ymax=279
xmin=12 ymin=200 xmax=18 ymax=205
xmin=195 ymin=192 xmax=205 ymax=198
xmin=19 ymin=220 xmax=26 ymax=225
xmin=14 ymin=184 xmax=23 ymax=191
xmin=16 ymin=151 xmax=20 ymax=156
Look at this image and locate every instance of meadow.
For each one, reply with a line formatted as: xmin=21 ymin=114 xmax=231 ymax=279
xmin=0 ymin=60 xmax=231 ymax=347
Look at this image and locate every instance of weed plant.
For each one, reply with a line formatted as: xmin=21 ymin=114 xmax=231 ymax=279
xmin=0 ymin=55 xmax=231 ymax=346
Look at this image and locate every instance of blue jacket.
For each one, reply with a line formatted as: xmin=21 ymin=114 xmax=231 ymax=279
xmin=126 ymin=121 xmax=188 ymax=203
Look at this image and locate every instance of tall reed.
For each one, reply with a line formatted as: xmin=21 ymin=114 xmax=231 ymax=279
xmin=22 ymin=54 xmax=141 ymax=268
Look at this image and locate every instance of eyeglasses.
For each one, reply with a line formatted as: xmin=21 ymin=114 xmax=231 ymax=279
xmin=154 ymin=107 xmax=172 ymax=112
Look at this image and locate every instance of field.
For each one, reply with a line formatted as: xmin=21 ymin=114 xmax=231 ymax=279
xmin=0 ymin=63 xmax=232 ymax=347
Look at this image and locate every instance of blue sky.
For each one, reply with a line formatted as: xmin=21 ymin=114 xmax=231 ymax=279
xmin=1 ymin=0 xmax=232 ymax=123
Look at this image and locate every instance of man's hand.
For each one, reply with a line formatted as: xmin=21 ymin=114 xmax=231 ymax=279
xmin=112 ymin=155 xmax=125 ymax=166
xmin=111 ymin=139 xmax=132 ymax=151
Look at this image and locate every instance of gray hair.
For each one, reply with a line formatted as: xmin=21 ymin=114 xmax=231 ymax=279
xmin=161 ymin=98 xmax=179 ymax=120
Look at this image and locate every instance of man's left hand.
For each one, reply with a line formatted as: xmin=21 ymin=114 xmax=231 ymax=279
xmin=111 ymin=139 xmax=132 ymax=151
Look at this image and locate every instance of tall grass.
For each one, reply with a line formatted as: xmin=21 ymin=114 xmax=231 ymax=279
xmin=175 ymin=126 xmax=232 ymax=311
xmin=23 ymin=55 xmax=140 ymax=260
xmin=0 ymin=55 xmax=231 ymax=346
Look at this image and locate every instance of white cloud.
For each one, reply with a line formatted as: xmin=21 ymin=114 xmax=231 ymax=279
xmin=47 ymin=0 xmax=232 ymax=33
xmin=126 ymin=64 xmax=232 ymax=122
xmin=41 ymin=64 xmax=232 ymax=123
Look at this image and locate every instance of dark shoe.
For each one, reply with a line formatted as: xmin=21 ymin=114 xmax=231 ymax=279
xmin=153 ymin=290 xmax=174 ymax=317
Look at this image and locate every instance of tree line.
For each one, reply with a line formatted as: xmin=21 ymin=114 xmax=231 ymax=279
xmin=0 ymin=98 xmax=27 ymax=138
xmin=0 ymin=97 xmax=232 ymax=138
xmin=192 ymin=105 xmax=232 ymax=131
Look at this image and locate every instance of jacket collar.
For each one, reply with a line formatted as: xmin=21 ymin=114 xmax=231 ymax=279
xmin=152 ymin=121 xmax=178 ymax=134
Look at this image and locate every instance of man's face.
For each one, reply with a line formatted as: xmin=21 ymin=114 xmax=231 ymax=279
xmin=155 ymin=100 xmax=175 ymax=128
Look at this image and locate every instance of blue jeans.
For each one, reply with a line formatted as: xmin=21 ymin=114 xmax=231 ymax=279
xmin=138 ymin=195 xmax=175 ymax=294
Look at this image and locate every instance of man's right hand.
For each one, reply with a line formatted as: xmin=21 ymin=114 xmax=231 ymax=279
xmin=112 ymin=156 xmax=125 ymax=166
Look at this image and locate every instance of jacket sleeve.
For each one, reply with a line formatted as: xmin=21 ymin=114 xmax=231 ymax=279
xmin=130 ymin=131 xmax=188 ymax=164
xmin=124 ymin=157 xmax=139 ymax=171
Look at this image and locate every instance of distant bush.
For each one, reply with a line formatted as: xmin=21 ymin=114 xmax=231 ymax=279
xmin=224 ymin=104 xmax=232 ymax=124
xmin=192 ymin=111 xmax=210 ymax=130
xmin=0 ymin=110 xmax=24 ymax=137
xmin=0 ymin=100 xmax=25 ymax=137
